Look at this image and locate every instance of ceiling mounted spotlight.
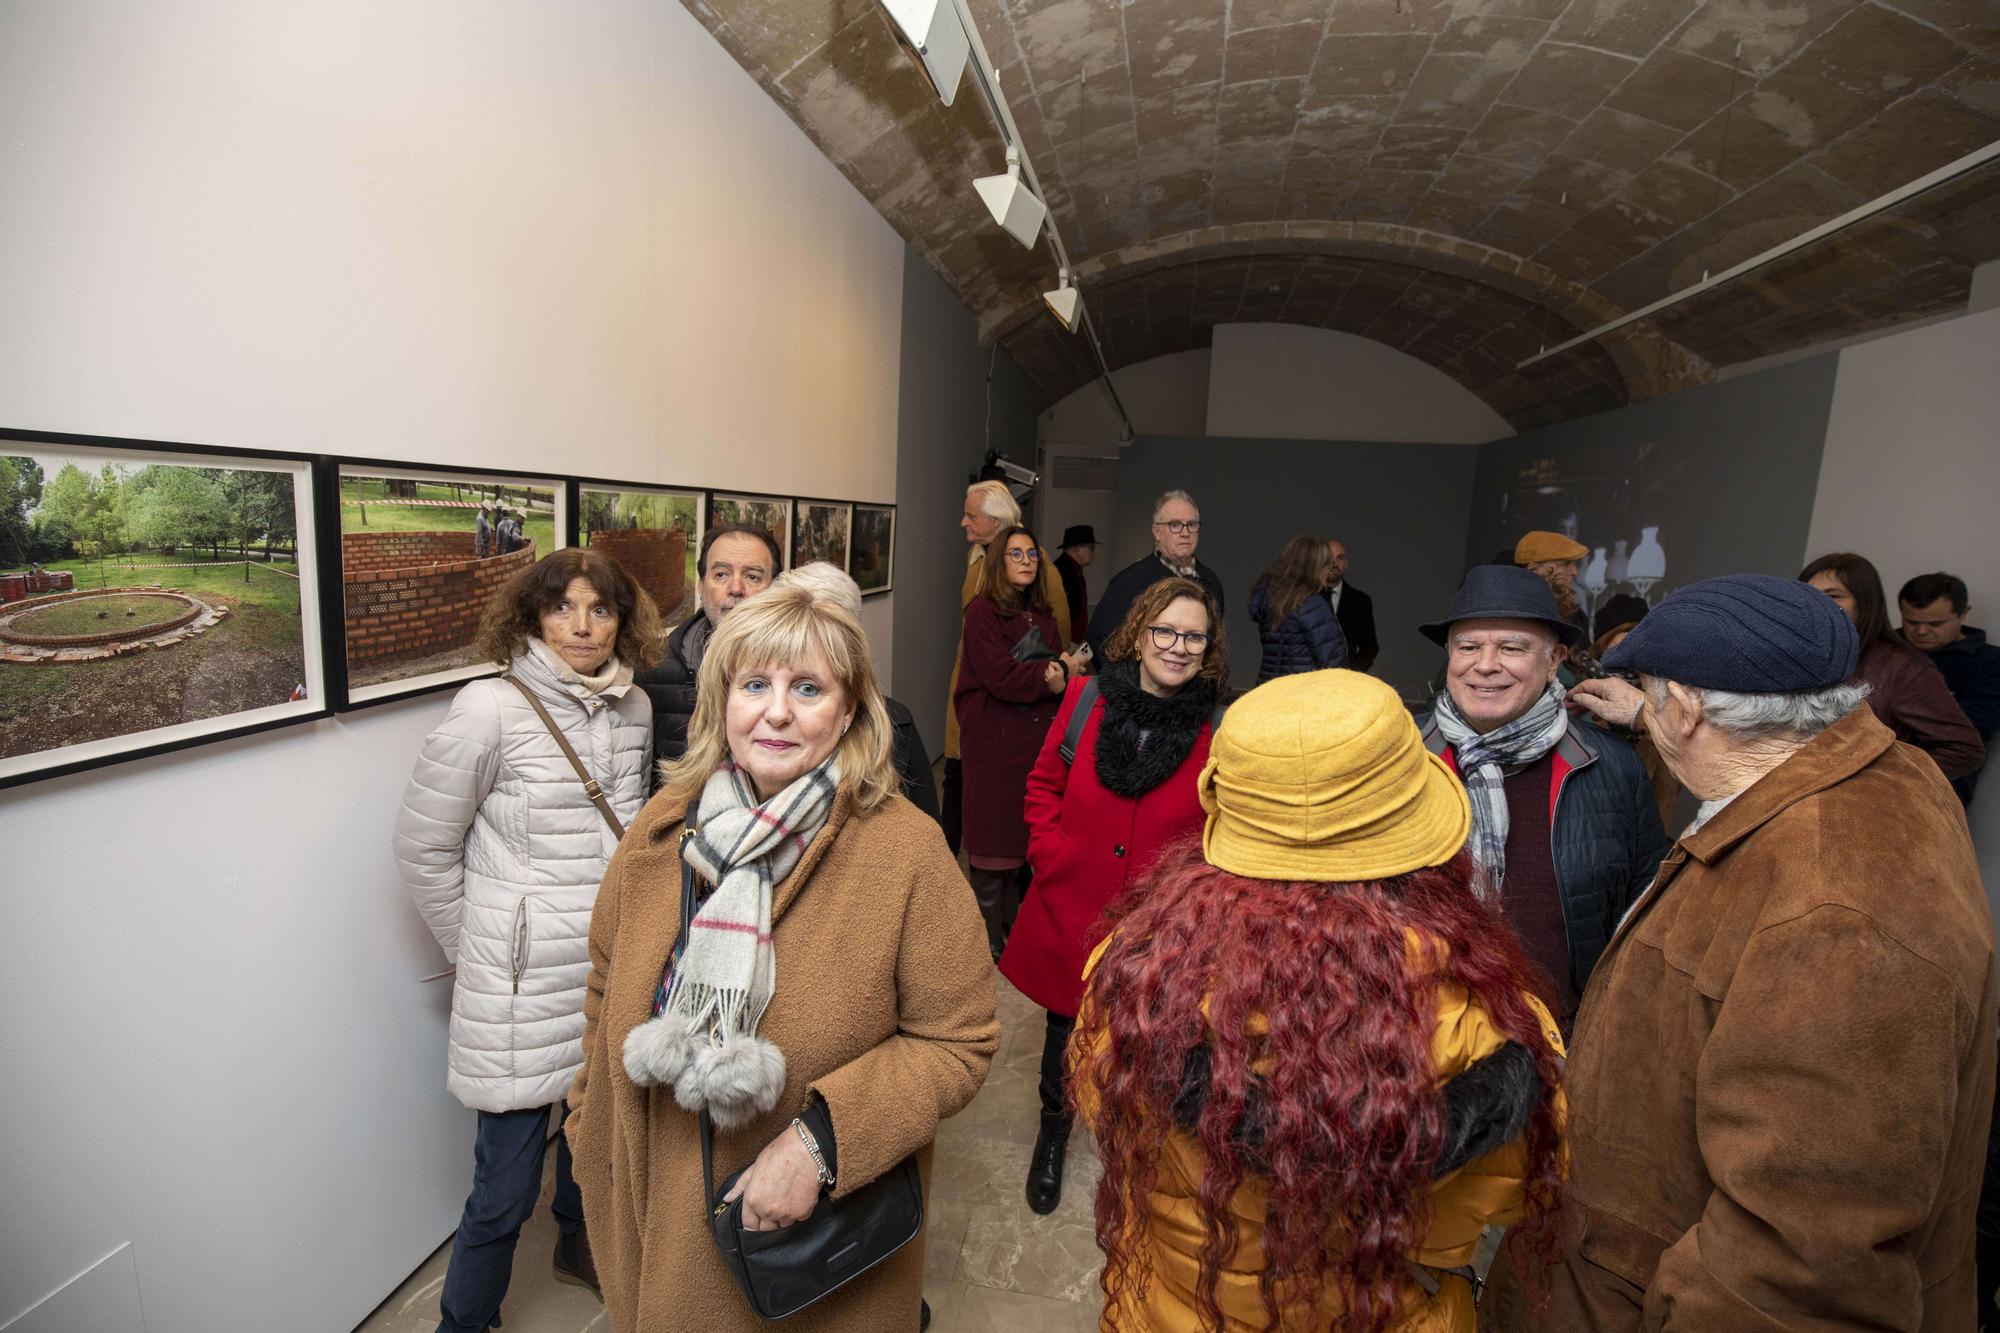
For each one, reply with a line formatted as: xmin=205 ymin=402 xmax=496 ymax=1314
xmin=973 ymin=146 xmax=1047 ymax=249
xmin=1043 ymin=267 xmax=1083 ymax=332
xmin=878 ymin=0 xmax=970 ymax=105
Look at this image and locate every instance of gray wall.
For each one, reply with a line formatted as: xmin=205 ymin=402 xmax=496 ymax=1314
xmin=891 ymin=248 xmax=1038 ymax=760
xmin=1465 ymin=355 xmax=1841 ymax=607
xmin=1109 ymin=435 xmax=1481 ymax=699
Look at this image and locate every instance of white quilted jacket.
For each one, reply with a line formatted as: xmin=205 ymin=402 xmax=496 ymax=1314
xmin=393 ymin=646 xmax=653 ymax=1112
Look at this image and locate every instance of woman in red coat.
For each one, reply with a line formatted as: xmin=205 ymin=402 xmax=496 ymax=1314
xmin=956 ymin=525 xmax=1072 ymax=960
xmin=1000 ymin=576 xmax=1228 ymax=1215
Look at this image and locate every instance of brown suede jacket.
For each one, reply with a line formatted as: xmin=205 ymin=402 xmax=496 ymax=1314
xmin=1485 ymin=706 xmax=1996 ymax=1331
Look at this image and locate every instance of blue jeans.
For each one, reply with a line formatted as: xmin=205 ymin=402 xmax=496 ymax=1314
xmin=436 ymin=1103 xmax=582 ymax=1333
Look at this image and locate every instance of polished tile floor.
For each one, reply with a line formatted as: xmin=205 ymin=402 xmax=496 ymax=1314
xmin=354 ymin=975 xmax=1105 ymax=1332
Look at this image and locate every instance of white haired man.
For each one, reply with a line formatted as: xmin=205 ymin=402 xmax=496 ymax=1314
xmin=1485 ymin=573 xmax=1996 ymax=1331
xmin=1083 ymin=489 xmax=1225 ymax=660
xmin=941 ymin=480 xmax=1073 ymax=853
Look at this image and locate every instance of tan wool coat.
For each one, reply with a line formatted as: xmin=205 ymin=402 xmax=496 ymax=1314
xmin=565 ymin=788 xmax=1000 ymax=1333
xmin=1483 ymin=706 xmax=1997 ymax=1331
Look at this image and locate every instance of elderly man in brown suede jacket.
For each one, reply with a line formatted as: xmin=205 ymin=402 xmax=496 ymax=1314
xmin=1484 ymin=573 xmax=1996 ymax=1331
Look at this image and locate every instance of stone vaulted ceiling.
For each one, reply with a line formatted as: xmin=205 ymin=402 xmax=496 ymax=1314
xmin=686 ymin=0 xmax=2000 ymax=427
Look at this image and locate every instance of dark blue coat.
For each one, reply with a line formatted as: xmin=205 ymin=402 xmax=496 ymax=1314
xmin=1418 ymin=713 xmax=1669 ymax=993
xmin=1249 ymin=578 xmax=1347 ymax=683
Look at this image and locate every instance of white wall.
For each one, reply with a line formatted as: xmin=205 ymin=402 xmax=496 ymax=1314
xmin=0 ymin=2 xmax=910 ymax=1330
xmin=1037 ymin=348 xmax=1212 ymax=448
xmin=1206 ymin=325 xmax=1512 ymax=443
xmin=1806 ymin=304 xmax=2000 ymax=915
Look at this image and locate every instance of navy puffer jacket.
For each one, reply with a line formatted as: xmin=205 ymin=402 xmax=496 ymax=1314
xmin=1250 ymin=578 xmax=1347 ymax=683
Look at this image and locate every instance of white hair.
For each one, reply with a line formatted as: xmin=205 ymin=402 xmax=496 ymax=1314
xmin=775 ymin=561 xmax=861 ymax=617
xmin=966 ymin=480 xmax=1022 ymax=527
xmin=1648 ymin=677 xmax=1872 ymax=740
xmin=1151 ymin=489 xmax=1198 ymax=521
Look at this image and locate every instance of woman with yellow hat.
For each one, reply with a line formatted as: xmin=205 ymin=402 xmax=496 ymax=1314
xmin=1071 ymin=670 xmax=1566 ymax=1332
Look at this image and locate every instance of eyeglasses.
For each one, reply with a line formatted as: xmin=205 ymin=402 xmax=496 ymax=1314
xmin=1153 ymin=520 xmax=1200 ymax=535
xmin=1146 ymin=625 xmax=1210 ymax=652
xmin=1004 ymin=548 xmax=1041 ymax=564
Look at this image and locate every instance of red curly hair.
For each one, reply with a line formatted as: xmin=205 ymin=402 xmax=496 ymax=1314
xmin=1073 ymin=840 xmax=1564 ymax=1331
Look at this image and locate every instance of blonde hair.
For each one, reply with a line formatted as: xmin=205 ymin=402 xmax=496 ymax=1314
xmin=658 ymin=583 xmax=899 ymax=814
xmin=776 ymin=562 xmax=862 ymax=617
xmin=966 ymin=479 xmax=1022 ymax=528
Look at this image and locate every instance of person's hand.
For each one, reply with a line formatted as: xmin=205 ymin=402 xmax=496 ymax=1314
xmin=1060 ymin=649 xmax=1088 ymax=677
xmin=1569 ymin=676 xmax=1646 ymax=731
xmin=723 ymin=1125 xmax=823 ymax=1231
xmin=1044 ymin=660 xmax=1067 ymax=693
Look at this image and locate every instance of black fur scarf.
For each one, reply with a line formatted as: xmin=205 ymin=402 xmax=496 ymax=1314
xmin=1092 ymin=658 xmax=1219 ymax=799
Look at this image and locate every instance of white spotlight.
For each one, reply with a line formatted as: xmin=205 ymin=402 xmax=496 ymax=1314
xmin=974 ymin=147 xmax=1048 ymax=250
xmin=1043 ymin=267 xmax=1083 ymax=332
xmin=879 ymin=0 xmax=970 ymax=106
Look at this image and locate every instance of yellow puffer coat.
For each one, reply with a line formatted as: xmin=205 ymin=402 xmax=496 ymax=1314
xmin=1075 ymin=941 xmax=1564 ymax=1332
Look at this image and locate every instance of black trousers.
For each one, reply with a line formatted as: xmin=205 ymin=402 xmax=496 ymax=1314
xmin=1040 ymin=1010 xmax=1077 ymax=1130
xmin=1978 ymin=1046 xmax=2000 ymax=1325
xmin=941 ymin=757 xmax=964 ymax=855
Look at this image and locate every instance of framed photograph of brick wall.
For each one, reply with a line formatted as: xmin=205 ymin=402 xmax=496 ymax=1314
xmin=0 ymin=428 xmax=328 ymax=789
xmin=790 ymin=500 xmax=852 ymax=573
xmin=324 ymin=460 xmax=567 ymax=708
xmin=577 ymin=481 xmax=703 ymax=626
xmin=850 ymin=503 xmax=894 ymax=596
xmin=708 ymin=493 xmax=793 ymax=571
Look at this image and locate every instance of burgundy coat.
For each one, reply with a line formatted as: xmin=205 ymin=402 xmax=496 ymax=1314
xmin=1859 ymin=638 xmax=1986 ymax=781
xmin=999 ymin=676 xmax=1213 ymax=1017
xmin=954 ymin=596 xmax=1063 ymax=861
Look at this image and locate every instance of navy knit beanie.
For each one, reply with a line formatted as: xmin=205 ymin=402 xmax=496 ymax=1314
xmin=1602 ymin=574 xmax=1859 ymax=692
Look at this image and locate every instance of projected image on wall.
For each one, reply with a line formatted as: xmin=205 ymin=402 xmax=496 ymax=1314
xmin=1497 ymin=439 xmax=1683 ymax=625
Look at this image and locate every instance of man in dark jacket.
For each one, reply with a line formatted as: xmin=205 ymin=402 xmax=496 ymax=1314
xmin=1085 ymin=490 xmax=1225 ymax=659
xmin=1323 ymin=539 xmax=1378 ymax=672
xmin=634 ymin=523 xmax=780 ymax=774
xmin=1053 ymin=524 xmax=1097 ymax=647
xmin=1900 ymin=571 xmax=2000 ymax=802
xmin=1486 ymin=574 xmax=1995 ymax=1331
xmin=1414 ymin=565 xmax=1667 ymax=1021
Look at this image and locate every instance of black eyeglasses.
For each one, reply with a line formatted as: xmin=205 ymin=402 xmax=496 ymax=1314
xmin=1153 ymin=520 xmax=1200 ymax=535
xmin=1004 ymin=548 xmax=1041 ymax=564
xmin=1146 ymin=625 xmax=1210 ymax=652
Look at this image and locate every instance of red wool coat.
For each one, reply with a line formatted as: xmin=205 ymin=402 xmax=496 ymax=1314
xmin=954 ymin=597 xmax=1064 ymax=861
xmin=1000 ymin=676 xmax=1213 ymax=1017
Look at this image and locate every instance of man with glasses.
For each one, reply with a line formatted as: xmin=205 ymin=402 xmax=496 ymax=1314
xmin=1084 ymin=489 xmax=1226 ymax=660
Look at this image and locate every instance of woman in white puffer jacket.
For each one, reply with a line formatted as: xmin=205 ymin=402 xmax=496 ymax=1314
xmin=394 ymin=545 xmax=660 ymax=1333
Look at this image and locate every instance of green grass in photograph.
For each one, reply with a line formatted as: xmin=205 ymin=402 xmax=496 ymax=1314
xmin=42 ymin=556 xmax=302 ymax=616
xmin=10 ymin=594 xmax=191 ymax=636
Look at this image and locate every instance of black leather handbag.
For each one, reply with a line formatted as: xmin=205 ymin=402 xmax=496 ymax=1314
xmin=676 ymin=805 xmax=926 ymax=1320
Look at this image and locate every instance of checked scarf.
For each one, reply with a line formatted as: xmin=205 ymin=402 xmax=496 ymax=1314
xmin=622 ymin=755 xmax=838 ymax=1128
xmin=1432 ymin=680 xmax=1568 ymax=898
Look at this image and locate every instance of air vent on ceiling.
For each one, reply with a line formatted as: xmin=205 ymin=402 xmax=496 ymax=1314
xmin=1051 ymin=456 xmax=1118 ymax=491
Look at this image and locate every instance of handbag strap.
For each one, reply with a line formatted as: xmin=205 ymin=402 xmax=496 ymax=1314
xmin=501 ymin=674 xmax=625 ymax=840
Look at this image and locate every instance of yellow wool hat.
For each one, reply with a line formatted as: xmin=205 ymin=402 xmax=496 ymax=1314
xmin=1514 ymin=530 xmax=1588 ymax=563
xmin=1199 ymin=671 xmax=1471 ymax=882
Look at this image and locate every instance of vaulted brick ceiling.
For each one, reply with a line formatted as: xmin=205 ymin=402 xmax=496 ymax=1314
xmin=692 ymin=0 xmax=2000 ymax=427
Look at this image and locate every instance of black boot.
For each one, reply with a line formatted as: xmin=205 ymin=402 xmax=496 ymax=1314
xmin=1026 ymin=1117 xmax=1070 ymax=1215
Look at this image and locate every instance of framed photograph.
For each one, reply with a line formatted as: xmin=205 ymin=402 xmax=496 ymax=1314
xmin=708 ymin=493 xmax=793 ymax=570
xmin=578 ymin=482 xmax=703 ymax=625
xmin=850 ymin=504 xmax=895 ymax=596
xmin=791 ymin=500 xmax=852 ymax=572
xmin=0 ymin=429 xmax=327 ymax=789
xmin=327 ymin=462 xmax=565 ymax=707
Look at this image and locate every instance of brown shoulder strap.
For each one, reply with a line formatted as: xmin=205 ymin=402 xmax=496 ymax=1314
xmin=501 ymin=674 xmax=626 ymax=841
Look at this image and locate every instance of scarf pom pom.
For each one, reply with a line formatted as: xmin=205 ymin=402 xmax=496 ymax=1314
xmin=675 ymin=1034 xmax=787 ymax=1129
xmin=622 ymin=1012 xmax=699 ymax=1088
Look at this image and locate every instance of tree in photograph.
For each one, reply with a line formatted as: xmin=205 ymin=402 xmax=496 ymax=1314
xmin=39 ymin=463 xmax=129 ymax=585
xmin=128 ymin=466 xmax=228 ymax=558
xmin=0 ymin=456 xmax=44 ymax=568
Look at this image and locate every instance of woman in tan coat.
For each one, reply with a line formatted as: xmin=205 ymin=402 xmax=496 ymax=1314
xmin=565 ymin=583 xmax=999 ymax=1333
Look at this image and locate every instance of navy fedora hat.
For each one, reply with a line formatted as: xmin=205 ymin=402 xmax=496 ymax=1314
xmin=1420 ymin=565 xmax=1583 ymax=647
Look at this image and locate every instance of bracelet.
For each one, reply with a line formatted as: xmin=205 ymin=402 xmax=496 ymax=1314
xmin=792 ymin=1117 xmax=834 ymax=1189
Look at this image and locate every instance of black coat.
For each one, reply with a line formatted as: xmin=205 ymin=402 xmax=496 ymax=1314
xmin=634 ymin=612 xmax=707 ymax=777
xmin=884 ymin=696 xmax=940 ymax=824
xmin=1328 ymin=582 xmax=1379 ymax=673
xmin=1249 ymin=578 xmax=1346 ymax=683
xmin=1085 ymin=553 xmax=1227 ymax=660
xmin=1418 ymin=713 xmax=1669 ymax=993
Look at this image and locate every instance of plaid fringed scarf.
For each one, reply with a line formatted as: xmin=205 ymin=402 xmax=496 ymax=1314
xmin=621 ymin=756 xmax=840 ymax=1128
xmin=1432 ymin=681 xmax=1568 ymax=899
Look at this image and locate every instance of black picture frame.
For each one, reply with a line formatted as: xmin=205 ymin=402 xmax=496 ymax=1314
xmin=573 ymin=476 xmax=707 ymax=628
xmin=849 ymin=503 xmax=895 ymax=596
xmin=789 ymin=497 xmax=854 ymax=573
xmin=707 ymin=491 xmax=795 ymax=570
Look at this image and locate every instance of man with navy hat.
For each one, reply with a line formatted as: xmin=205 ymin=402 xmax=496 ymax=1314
xmin=1485 ymin=574 xmax=1996 ymax=1333
xmin=1416 ymin=565 xmax=1666 ymax=1025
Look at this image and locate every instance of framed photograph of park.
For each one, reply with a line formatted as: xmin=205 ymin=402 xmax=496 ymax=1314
xmin=791 ymin=500 xmax=852 ymax=572
xmin=850 ymin=503 xmax=894 ymax=596
xmin=0 ymin=431 xmax=327 ymax=789
xmin=328 ymin=462 xmax=566 ymax=707
xmin=578 ymin=482 xmax=702 ymax=625
xmin=708 ymin=493 xmax=793 ymax=569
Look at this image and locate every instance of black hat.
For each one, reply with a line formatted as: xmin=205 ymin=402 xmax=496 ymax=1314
xmin=1420 ymin=565 xmax=1583 ymax=647
xmin=1060 ymin=524 xmax=1099 ymax=548
xmin=1592 ymin=593 xmax=1650 ymax=644
xmin=1604 ymin=574 xmax=1858 ymax=692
